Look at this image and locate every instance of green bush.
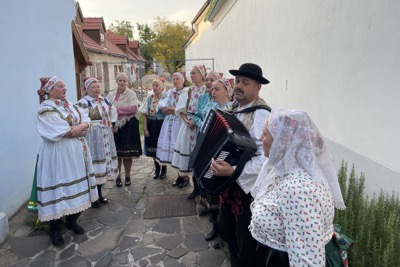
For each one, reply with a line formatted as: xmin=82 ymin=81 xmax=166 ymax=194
xmin=334 ymin=162 xmax=400 ymax=267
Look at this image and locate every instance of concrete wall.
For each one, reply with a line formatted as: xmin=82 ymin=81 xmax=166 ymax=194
xmin=0 ymin=0 xmax=77 ymax=218
xmin=186 ymin=0 xmax=400 ymax=194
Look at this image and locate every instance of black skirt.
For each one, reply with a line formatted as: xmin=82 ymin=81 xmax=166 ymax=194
xmin=114 ymin=117 xmax=142 ymax=158
xmin=144 ymin=118 xmax=164 ymax=158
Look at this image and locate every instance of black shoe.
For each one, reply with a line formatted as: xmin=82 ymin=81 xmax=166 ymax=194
xmin=125 ymin=177 xmax=131 ymax=186
xmin=91 ymin=200 xmax=101 ymax=208
xmin=49 ymin=220 xmax=64 ymax=247
xmin=198 ymin=207 xmax=209 ymax=217
xmin=187 ymin=189 xmax=198 ymax=200
xmin=159 ymin=166 xmax=167 ymax=179
xmin=116 ymin=177 xmax=122 ymax=187
xmin=205 ymin=222 xmax=218 ymax=241
xmin=153 ymin=162 xmax=160 ymax=179
xmin=66 ymin=219 xmax=84 ymax=235
xmin=99 ymin=197 xmax=109 ymax=204
xmin=178 ymin=179 xmax=188 ymax=188
xmin=172 ymin=177 xmax=183 ymax=187
xmin=212 ymin=239 xmax=223 ymax=249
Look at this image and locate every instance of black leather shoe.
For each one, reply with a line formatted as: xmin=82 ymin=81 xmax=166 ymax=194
xmin=187 ymin=189 xmax=198 ymax=200
xmin=91 ymin=200 xmax=101 ymax=208
xmin=99 ymin=197 xmax=109 ymax=204
xmin=159 ymin=166 xmax=167 ymax=179
xmin=125 ymin=177 xmax=131 ymax=186
xmin=198 ymin=207 xmax=209 ymax=217
xmin=66 ymin=220 xmax=84 ymax=235
xmin=178 ymin=179 xmax=188 ymax=188
xmin=172 ymin=177 xmax=183 ymax=187
xmin=212 ymin=239 xmax=224 ymax=249
xmin=116 ymin=177 xmax=122 ymax=187
xmin=153 ymin=162 xmax=160 ymax=179
xmin=49 ymin=220 xmax=64 ymax=246
xmin=205 ymin=222 xmax=218 ymax=241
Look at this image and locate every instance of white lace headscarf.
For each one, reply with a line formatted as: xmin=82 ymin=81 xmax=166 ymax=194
xmin=251 ymin=109 xmax=346 ymax=209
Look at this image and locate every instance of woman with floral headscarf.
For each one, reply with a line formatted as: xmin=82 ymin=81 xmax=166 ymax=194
xmin=36 ymin=76 xmax=98 ymax=246
xmin=107 ymin=73 xmax=142 ymax=187
xmin=171 ymin=65 xmax=206 ymax=188
xmin=138 ymin=78 xmax=166 ymax=179
xmin=250 ymin=109 xmax=345 ymax=266
xmin=155 ymin=72 xmax=186 ymax=179
xmin=77 ymin=77 xmax=118 ymax=208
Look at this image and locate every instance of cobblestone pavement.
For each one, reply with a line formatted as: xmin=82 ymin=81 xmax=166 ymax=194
xmin=0 ymin=156 xmax=230 ymax=267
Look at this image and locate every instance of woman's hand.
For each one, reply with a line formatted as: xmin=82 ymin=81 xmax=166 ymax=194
xmin=144 ymin=129 xmax=150 ymax=137
xmin=210 ymin=158 xmax=234 ymax=177
xmin=162 ymin=107 xmax=174 ymax=115
xmin=67 ymin=123 xmax=88 ymax=138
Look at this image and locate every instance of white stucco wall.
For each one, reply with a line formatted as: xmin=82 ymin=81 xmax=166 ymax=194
xmin=186 ymin=0 xmax=400 ymax=194
xmin=0 ymin=0 xmax=77 ymax=217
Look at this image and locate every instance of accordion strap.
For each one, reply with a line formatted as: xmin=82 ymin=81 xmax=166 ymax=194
xmin=234 ymin=104 xmax=271 ymax=114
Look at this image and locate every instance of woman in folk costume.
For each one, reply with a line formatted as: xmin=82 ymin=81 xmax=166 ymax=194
xmin=171 ymin=65 xmax=206 ymax=188
xmin=249 ymin=109 xmax=345 ymax=266
xmin=77 ymin=77 xmax=118 ymax=208
xmin=189 ymin=71 xmax=222 ymax=200
xmin=36 ymin=76 xmax=98 ymax=246
xmin=138 ymin=78 xmax=166 ymax=179
xmin=107 ymin=73 xmax=142 ymax=187
xmin=155 ymin=72 xmax=186 ymax=177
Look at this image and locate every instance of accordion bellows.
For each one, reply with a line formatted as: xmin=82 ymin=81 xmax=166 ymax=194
xmin=189 ymin=109 xmax=257 ymax=194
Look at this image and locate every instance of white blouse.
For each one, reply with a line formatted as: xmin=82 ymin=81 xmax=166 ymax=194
xmin=249 ymin=170 xmax=335 ymax=266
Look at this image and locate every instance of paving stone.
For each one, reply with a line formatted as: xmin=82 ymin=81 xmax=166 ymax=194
xmin=119 ymin=235 xmax=139 ymax=251
xmin=152 ymin=218 xmax=180 ymax=234
xmin=139 ymin=258 xmax=150 ymax=267
xmin=97 ymin=209 xmax=131 ymax=227
xmin=162 ymin=255 xmax=183 ymax=267
xmin=125 ymin=218 xmax=146 ymax=235
xmin=8 ymin=258 xmax=31 ymax=267
xmin=59 ymin=244 xmax=76 ymax=261
xmin=79 ymin=218 xmax=103 ymax=231
xmin=12 ymin=225 xmax=32 ymax=237
xmin=183 ymin=233 xmax=209 ymax=252
xmin=77 ymin=227 xmax=123 ymax=261
xmin=198 ymin=249 xmax=225 ymax=267
xmin=108 ymin=200 xmax=127 ymax=212
xmin=88 ymin=226 xmax=104 ymax=237
xmin=94 ymin=252 xmax=113 ymax=267
xmin=71 ymin=232 xmax=89 ymax=244
xmin=181 ymin=251 xmax=199 ymax=267
xmin=135 ymin=198 xmax=147 ymax=210
xmin=9 ymin=236 xmax=50 ymax=259
xmin=112 ymin=251 xmax=130 ymax=265
xmin=182 ymin=216 xmax=204 ymax=233
xmin=30 ymin=250 xmax=56 ymax=267
xmin=80 ymin=206 xmax=111 ymax=220
xmin=58 ymin=256 xmax=91 ymax=267
xmin=141 ymin=233 xmax=155 ymax=246
xmin=155 ymin=234 xmax=184 ymax=250
xmin=149 ymin=251 xmax=167 ymax=264
xmin=130 ymin=247 xmax=163 ymax=262
xmin=167 ymin=245 xmax=188 ymax=259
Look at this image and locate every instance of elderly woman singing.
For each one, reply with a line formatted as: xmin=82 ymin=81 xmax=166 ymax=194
xmin=36 ymin=76 xmax=98 ymax=246
xmin=249 ymin=109 xmax=346 ymax=266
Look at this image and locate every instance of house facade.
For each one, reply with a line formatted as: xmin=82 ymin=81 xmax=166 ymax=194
xmin=185 ymin=0 xmax=400 ymax=194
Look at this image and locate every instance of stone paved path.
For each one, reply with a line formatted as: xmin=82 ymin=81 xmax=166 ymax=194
xmin=0 ymin=157 xmax=229 ymax=267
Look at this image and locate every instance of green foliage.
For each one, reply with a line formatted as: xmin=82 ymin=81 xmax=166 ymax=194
xmin=109 ymin=20 xmax=134 ymax=39
xmin=137 ymin=23 xmax=156 ymax=71
xmin=335 ymin=162 xmax=400 ymax=267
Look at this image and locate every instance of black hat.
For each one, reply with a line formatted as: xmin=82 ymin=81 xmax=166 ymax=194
xmin=229 ymin=63 xmax=270 ymax=84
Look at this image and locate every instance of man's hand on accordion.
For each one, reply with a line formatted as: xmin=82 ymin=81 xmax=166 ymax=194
xmin=210 ymin=158 xmax=234 ymax=177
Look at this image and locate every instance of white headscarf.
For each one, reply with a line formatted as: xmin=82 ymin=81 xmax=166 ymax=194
xmin=251 ymin=109 xmax=346 ymax=209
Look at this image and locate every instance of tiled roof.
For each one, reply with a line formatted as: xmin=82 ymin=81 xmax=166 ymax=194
xmin=82 ymin=32 xmax=126 ymax=58
xmin=106 ymin=30 xmax=128 ymax=45
xmin=82 ymin=17 xmax=104 ymax=30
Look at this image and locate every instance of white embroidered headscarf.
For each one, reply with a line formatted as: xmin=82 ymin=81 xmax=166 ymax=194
xmin=251 ymin=109 xmax=346 ymax=209
xmin=41 ymin=76 xmax=61 ymax=93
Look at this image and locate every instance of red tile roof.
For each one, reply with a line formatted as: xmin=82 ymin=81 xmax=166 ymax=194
xmin=82 ymin=32 xmax=126 ymax=58
xmin=82 ymin=17 xmax=105 ymax=30
xmin=106 ymin=30 xmax=128 ymax=45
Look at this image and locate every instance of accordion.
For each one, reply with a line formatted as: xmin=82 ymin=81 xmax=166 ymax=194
xmin=189 ymin=108 xmax=258 ymax=195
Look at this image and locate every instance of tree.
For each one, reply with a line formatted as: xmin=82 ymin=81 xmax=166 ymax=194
xmin=152 ymin=17 xmax=191 ymax=74
xmin=136 ymin=23 xmax=156 ymax=71
xmin=109 ymin=20 xmax=134 ymax=39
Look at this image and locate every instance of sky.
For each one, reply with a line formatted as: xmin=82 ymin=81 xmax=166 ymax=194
xmin=77 ymin=0 xmax=205 ymax=37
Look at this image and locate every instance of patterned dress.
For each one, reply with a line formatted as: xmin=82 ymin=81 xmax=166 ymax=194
xmin=171 ymin=85 xmax=205 ymax=175
xmin=77 ymin=96 xmax=118 ymax=184
xmin=156 ymin=87 xmax=184 ymax=165
xmin=139 ymin=92 xmax=166 ymax=158
xmin=36 ymin=99 xmax=98 ymax=222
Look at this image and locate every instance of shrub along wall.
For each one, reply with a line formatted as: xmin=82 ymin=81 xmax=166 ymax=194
xmin=334 ymin=162 xmax=400 ymax=267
